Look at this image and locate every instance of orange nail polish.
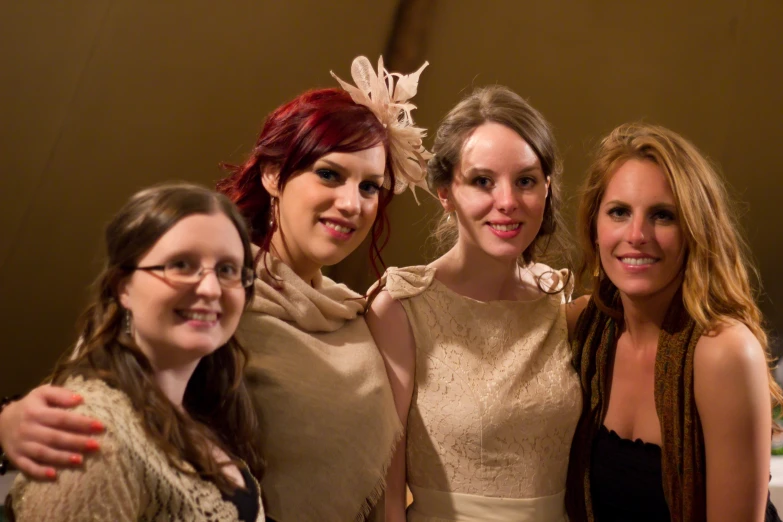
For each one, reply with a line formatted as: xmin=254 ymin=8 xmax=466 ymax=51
xmin=89 ymin=421 xmax=104 ymax=433
xmin=71 ymin=394 xmax=83 ymax=404
xmin=45 ymin=469 xmax=56 ymax=479
xmin=85 ymin=439 xmax=100 ymax=451
xmin=69 ymin=454 xmax=83 ymax=465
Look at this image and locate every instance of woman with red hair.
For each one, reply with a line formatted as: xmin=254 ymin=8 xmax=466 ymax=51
xmin=0 ymin=56 xmax=430 ymax=522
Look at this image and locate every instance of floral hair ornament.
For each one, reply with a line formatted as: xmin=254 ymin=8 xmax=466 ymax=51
xmin=331 ymin=55 xmax=433 ymax=203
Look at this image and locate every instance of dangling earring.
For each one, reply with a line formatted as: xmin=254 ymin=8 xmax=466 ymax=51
xmin=124 ymin=309 xmax=133 ymax=336
xmin=445 ymin=211 xmax=454 ymax=223
xmin=268 ymin=197 xmax=277 ymax=229
xmin=593 ymin=251 xmax=602 ymax=278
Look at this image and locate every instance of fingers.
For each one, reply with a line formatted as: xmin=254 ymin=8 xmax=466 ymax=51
xmin=39 ymin=408 xmax=104 ymax=435
xmin=26 ymin=425 xmax=101 ymax=455
xmin=38 ymin=385 xmax=84 ymax=409
xmin=23 ymin=385 xmax=103 ymax=434
xmin=17 ymin=440 xmax=87 ymax=470
xmin=0 ymin=384 xmax=105 ymax=475
xmin=11 ymin=456 xmax=58 ymax=481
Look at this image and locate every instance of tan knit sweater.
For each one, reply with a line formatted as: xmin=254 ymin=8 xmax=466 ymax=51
xmin=8 ymin=377 xmax=264 ymax=522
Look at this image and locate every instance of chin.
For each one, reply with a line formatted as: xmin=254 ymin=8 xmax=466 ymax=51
xmin=478 ymin=242 xmax=525 ymax=261
xmin=613 ymin=281 xmax=674 ymax=300
xmin=311 ymin=245 xmax=356 ymax=267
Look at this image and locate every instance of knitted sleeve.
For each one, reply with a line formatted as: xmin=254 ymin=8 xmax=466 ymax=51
xmin=9 ymin=425 xmax=143 ymax=521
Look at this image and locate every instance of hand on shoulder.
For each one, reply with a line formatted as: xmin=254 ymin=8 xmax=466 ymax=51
xmin=0 ymin=383 xmax=104 ymax=480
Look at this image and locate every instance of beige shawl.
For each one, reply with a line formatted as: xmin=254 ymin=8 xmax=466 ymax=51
xmin=239 ymin=254 xmax=401 ymax=522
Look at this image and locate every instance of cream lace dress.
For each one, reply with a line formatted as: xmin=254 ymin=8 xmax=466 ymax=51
xmin=382 ymin=265 xmax=581 ymax=522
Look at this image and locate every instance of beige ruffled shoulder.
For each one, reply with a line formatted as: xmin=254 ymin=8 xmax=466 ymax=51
xmin=376 ymin=266 xmax=436 ymax=300
xmin=523 ymin=263 xmax=574 ymax=303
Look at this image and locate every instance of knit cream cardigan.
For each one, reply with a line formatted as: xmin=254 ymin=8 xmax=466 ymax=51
xmin=9 ymin=377 xmax=263 ymax=521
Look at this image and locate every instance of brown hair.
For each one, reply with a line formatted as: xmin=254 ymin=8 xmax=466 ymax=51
xmin=426 ymin=85 xmax=569 ymax=267
xmin=576 ymin=122 xmax=783 ymax=408
xmin=50 ymin=182 xmax=264 ymax=493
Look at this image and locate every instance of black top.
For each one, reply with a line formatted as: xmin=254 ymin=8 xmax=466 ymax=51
xmin=590 ymin=424 xmax=782 ymax=522
xmin=590 ymin=424 xmax=671 ymax=521
xmin=220 ymin=466 xmax=260 ymax=522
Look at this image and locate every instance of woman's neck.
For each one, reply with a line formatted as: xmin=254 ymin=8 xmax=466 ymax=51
xmin=268 ymin=234 xmax=321 ymax=286
xmin=433 ymin=241 xmax=525 ymax=301
xmin=151 ymin=361 xmax=200 ymax=410
xmin=619 ymin=277 xmax=683 ymax=347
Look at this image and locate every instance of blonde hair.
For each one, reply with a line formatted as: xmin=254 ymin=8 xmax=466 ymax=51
xmin=577 ymin=122 xmax=782 ymax=408
xmin=426 ymin=85 xmax=569 ymax=267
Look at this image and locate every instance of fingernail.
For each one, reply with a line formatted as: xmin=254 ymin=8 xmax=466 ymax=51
xmin=71 ymin=394 xmax=83 ymax=404
xmin=45 ymin=468 xmax=56 ymax=479
xmin=85 ymin=439 xmax=100 ymax=451
xmin=69 ymin=454 xmax=83 ymax=465
xmin=89 ymin=421 xmax=104 ymax=433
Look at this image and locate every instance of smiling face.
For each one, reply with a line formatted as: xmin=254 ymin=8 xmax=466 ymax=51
xmin=596 ymin=158 xmax=687 ymax=300
xmin=438 ymin=122 xmax=550 ymax=261
xmin=119 ymin=212 xmax=247 ymax=371
xmin=264 ymin=144 xmax=386 ymax=278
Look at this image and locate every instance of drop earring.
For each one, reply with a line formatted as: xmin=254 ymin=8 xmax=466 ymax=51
xmin=269 ymin=197 xmax=277 ymax=229
xmin=124 ymin=310 xmax=133 ymax=336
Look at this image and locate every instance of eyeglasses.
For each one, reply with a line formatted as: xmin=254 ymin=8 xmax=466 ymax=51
xmin=124 ymin=261 xmax=255 ymax=289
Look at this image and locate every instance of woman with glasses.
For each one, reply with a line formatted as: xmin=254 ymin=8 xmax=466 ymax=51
xmin=0 ymin=55 xmax=430 ymax=522
xmin=5 ymin=183 xmax=265 ymax=521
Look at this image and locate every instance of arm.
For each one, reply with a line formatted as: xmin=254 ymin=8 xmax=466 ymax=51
xmin=694 ymin=322 xmax=772 ymax=522
xmin=366 ymin=290 xmax=416 ymax=522
xmin=0 ymin=385 xmax=104 ymax=479
xmin=8 ymin=424 xmax=141 ymax=522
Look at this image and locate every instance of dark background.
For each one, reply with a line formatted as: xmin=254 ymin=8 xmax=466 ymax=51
xmin=2 ymin=1 xmax=782 ymax=395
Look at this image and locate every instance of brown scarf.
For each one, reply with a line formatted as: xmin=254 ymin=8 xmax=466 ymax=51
xmin=565 ymin=286 xmax=705 ymax=522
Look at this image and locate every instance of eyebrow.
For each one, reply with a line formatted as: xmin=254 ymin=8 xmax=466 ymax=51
xmin=602 ymin=199 xmax=677 ymax=212
xmin=319 ymin=159 xmax=386 ymax=183
xmin=464 ymin=165 xmax=543 ymax=177
xmin=158 ymin=249 xmax=244 ymax=264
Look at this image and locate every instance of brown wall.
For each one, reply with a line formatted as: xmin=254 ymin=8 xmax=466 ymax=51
xmin=2 ymin=1 xmax=782 ymax=395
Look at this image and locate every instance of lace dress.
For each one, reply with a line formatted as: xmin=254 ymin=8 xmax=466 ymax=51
xmin=382 ymin=265 xmax=581 ymax=522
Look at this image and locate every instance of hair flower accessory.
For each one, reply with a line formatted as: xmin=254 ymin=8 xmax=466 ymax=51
xmin=331 ymin=56 xmax=432 ymax=202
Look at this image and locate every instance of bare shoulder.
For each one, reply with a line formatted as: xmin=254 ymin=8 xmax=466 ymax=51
xmin=368 ymin=289 xmax=407 ymax=323
xmin=565 ymin=294 xmax=591 ymax=341
xmin=366 ymin=289 xmax=414 ymax=355
xmin=694 ymin=320 xmax=767 ymax=381
xmin=694 ymin=319 xmax=770 ymax=416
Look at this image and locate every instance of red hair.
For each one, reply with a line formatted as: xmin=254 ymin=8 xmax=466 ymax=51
xmin=217 ymin=88 xmax=394 ymax=277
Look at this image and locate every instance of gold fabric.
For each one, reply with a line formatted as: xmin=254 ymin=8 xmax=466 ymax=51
xmin=240 ymin=253 xmax=402 ymax=522
xmin=9 ymin=377 xmax=263 ymax=521
xmin=381 ymin=265 xmax=581 ymax=521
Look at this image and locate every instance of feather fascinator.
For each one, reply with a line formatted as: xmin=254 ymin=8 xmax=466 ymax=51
xmin=331 ymin=56 xmax=432 ymax=202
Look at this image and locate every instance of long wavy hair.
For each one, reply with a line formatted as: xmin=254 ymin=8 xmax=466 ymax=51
xmin=576 ymin=122 xmax=783 ymax=408
xmin=426 ymin=85 xmax=571 ymax=269
xmin=50 ymin=183 xmax=265 ymax=493
xmin=217 ymin=88 xmax=395 ymax=278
